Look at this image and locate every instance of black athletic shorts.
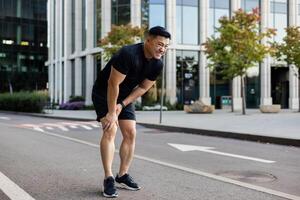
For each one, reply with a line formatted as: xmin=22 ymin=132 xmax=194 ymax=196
xmin=92 ymin=91 xmax=136 ymax=122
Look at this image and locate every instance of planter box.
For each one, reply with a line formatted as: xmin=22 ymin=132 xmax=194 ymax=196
xmin=259 ymin=104 xmax=281 ymax=113
xmin=184 ymin=101 xmax=215 ymax=113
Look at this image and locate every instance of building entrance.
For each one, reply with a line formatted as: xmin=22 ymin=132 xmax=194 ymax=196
xmin=271 ymin=67 xmax=289 ymax=108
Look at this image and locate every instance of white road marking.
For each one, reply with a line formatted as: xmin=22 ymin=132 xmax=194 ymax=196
xmin=168 ymin=143 xmax=275 ymax=164
xmin=69 ymin=125 xmax=78 ymax=129
xmin=0 ymin=171 xmax=35 ymax=200
xmin=28 ymin=129 xmax=299 ymax=200
xmin=33 ymin=127 xmax=44 ymax=132
xmin=45 ymin=127 xmax=53 ymax=130
xmin=0 ymin=116 xmax=10 ymax=120
xmin=57 ymin=126 xmax=69 ymax=131
xmin=80 ymin=125 xmax=92 ymax=130
xmin=42 ymin=123 xmax=69 ymax=131
xmin=91 ymin=124 xmax=99 ymax=128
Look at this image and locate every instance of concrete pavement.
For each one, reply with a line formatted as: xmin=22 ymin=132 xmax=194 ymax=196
xmin=8 ymin=108 xmax=299 ymax=147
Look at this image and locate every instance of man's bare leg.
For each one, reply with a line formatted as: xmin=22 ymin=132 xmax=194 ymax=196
xmin=100 ymin=119 xmax=118 ymax=178
xmin=118 ymin=120 xmax=136 ymax=176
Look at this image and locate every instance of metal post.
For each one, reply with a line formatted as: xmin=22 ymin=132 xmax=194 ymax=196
xmin=159 ymin=56 xmax=166 ymax=124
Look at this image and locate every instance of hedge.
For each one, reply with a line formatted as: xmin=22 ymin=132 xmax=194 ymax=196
xmin=0 ymin=91 xmax=48 ymax=113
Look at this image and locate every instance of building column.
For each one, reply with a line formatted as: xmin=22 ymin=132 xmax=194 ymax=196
xmin=288 ymin=0 xmax=299 ymax=109
xmin=63 ymin=0 xmax=72 ymax=103
xmin=260 ymin=0 xmax=273 ymax=105
xmin=230 ymin=0 xmax=242 ymax=110
xmin=55 ymin=0 xmax=61 ymax=104
xmin=199 ymin=0 xmax=211 ymax=105
xmin=75 ymin=0 xmax=83 ymax=96
xmin=48 ymin=0 xmax=55 ymax=103
xmin=131 ymin=1 xmax=141 ymax=27
xmin=101 ymin=0 xmax=111 ymax=37
xmin=101 ymin=0 xmax=111 ymax=69
xmin=165 ymin=0 xmax=177 ymax=104
xmin=85 ymin=0 xmax=95 ymax=105
xmin=58 ymin=0 xmax=65 ymax=103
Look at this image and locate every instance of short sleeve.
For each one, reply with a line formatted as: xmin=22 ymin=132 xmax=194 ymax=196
xmin=146 ymin=60 xmax=163 ymax=81
xmin=111 ymin=47 xmax=131 ymax=75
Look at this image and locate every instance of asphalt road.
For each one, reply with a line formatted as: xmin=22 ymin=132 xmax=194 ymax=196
xmin=0 ymin=113 xmax=299 ymax=200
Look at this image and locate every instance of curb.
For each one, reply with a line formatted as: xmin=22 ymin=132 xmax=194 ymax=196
xmin=137 ymin=123 xmax=300 ymax=147
xmin=1 ymin=111 xmax=300 ymax=147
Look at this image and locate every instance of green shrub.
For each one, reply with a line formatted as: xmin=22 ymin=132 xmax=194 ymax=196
xmin=69 ymin=95 xmax=85 ymax=103
xmin=0 ymin=91 xmax=48 ymax=113
xmin=164 ymin=100 xmax=183 ymax=111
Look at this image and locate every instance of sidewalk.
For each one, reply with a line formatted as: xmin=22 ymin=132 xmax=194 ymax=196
xmin=32 ymin=109 xmax=300 ymax=147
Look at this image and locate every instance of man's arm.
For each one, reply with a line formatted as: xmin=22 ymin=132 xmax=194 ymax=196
xmin=104 ymin=66 xmax=126 ymax=130
xmin=121 ymin=79 xmax=156 ymax=107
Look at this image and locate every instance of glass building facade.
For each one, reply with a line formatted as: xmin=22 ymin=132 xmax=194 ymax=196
xmin=0 ymin=0 xmax=48 ymax=92
xmin=209 ymin=0 xmax=230 ymax=107
xmin=47 ymin=0 xmax=300 ymax=110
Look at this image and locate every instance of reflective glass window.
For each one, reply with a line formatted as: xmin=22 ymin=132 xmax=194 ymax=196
xmin=210 ymin=0 xmax=229 ymax=9
xmin=149 ymin=0 xmax=165 ymax=27
xmin=142 ymin=0 xmax=165 ymax=29
xmin=298 ymin=4 xmax=300 ymax=26
xmin=82 ymin=0 xmax=86 ymax=50
xmin=270 ymin=0 xmax=287 ymax=42
xmin=71 ymin=0 xmax=75 ymax=53
xmin=241 ymin=0 xmax=259 ymax=12
xmin=111 ymin=0 xmax=130 ymax=25
xmin=176 ymin=50 xmax=199 ymax=104
xmin=95 ymin=0 xmax=101 ymax=47
xmin=209 ymin=0 xmax=229 ymax=37
xmin=177 ymin=0 xmax=198 ymax=44
xmin=0 ymin=0 xmax=48 ymax=92
xmin=209 ymin=0 xmax=230 ymax=107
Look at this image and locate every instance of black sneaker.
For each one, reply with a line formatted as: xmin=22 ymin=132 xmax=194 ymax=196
xmin=115 ymin=173 xmax=141 ymax=191
xmin=103 ymin=176 xmax=118 ymax=198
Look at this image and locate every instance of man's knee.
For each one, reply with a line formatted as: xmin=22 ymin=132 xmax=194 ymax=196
xmin=123 ymin=128 xmax=136 ymax=142
xmin=101 ymin=125 xmax=118 ymax=141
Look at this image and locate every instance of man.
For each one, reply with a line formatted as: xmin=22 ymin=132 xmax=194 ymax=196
xmin=92 ymin=26 xmax=171 ymax=198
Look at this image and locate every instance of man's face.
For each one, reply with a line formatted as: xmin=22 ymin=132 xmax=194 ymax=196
xmin=147 ymin=36 xmax=170 ymax=59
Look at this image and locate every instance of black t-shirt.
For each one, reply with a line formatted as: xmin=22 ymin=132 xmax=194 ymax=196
xmin=93 ymin=43 xmax=163 ymax=100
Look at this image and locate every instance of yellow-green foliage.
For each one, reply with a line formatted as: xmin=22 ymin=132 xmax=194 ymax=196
xmin=273 ymin=26 xmax=300 ymax=72
xmin=203 ymin=8 xmax=276 ymax=79
xmin=99 ymin=24 xmax=145 ymax=61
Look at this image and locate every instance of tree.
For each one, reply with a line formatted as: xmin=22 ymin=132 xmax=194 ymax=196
xmin=99 ymin=24 xmax=145 ymax=61
xmin=273 ymin=26 xmax=300 ymax=112
xmin=203 ymin=8 xmax=276 ymax=114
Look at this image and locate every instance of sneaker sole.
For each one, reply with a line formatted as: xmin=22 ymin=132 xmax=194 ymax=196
xmin=103 ymin=192 xmax=118 ymax=198
xmin=116 ymin=182 xmax=141 ymax=191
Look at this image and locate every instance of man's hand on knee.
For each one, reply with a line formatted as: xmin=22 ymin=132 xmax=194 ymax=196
xmin=102 ymin=112 xmax=118 ymax=131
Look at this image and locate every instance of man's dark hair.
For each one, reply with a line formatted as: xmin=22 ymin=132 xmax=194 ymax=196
xmin=148 ymin=26 xmax=171 ymax=39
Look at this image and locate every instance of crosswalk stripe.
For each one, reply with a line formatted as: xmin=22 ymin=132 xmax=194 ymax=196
xmin=0 ymin=116 xmax=10 ymax=120
xmin=57 ymin=126 xmax=69 ymax=131
xmin=33 ymin=127 xmax=44 ymax=132
xmin=80 ymin=125 xmax=92 ymax=130
xmin=17 ymin=121 xmax=100 ymax=132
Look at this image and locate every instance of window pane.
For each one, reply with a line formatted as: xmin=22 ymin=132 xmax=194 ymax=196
xmin=176 ymin=50 xmax=199 ymax=104
xmin=111 ymin=0 xmax=130 ymax=25
xmin=149 ymin=4 xmax=165 ymax=27
xmin=210 ymin=0 xmax=229 ymax=9
xmin=182 ymin=6 xmax=198 ymax=44
xmin=241 ymin=0 xmax=259 ymax=12
xmin=176 ymin=6 xmax=182 ymax=44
